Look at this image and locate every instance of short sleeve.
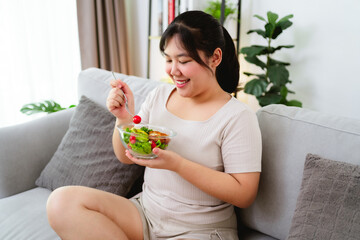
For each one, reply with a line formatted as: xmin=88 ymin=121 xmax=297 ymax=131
xmin=221 ymin=109 xmax=262 ymax=173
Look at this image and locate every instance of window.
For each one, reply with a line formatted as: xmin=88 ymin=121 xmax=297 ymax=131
xmin=0 ymin=0 xmax=81 ymax=127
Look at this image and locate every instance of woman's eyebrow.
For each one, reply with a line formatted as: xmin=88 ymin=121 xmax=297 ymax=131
xmin=163 ymin=52 xmax=189 ymax=58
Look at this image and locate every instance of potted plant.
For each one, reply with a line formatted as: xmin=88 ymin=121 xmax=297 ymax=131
xmin=204 ymin=0 xmax=237 ymax=23
xmin=20 ymin=100 xmax=76 ymax=115
xmin=240 ymin=11 xmax=302 ymax=107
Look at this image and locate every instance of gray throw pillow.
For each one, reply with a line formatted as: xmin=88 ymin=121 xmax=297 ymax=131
xmin=35 ymin=95 xmax=144 ymax=196
xmin=287 ymin=154 xmax=360 ymax=240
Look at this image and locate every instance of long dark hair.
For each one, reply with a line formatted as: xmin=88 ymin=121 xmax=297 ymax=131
xmin=159 ymin=11 xmax=239 ymax=93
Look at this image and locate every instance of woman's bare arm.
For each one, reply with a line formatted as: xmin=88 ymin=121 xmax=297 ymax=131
xmin=107 ymin=79 xmax=135 ymax=165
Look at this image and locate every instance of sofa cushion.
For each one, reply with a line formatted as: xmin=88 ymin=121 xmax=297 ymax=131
xmin=237 ymin=222 xmax=278 ymax=240
xmin=35 ymin=95 xmax=144 ymax=196
xmin=287 ymin=154 xmax=360 ymax=239
xmin=0 ymin=187 xmax=59 ymax=240
xmin=239 ymin=104 xmax=360 ymax=239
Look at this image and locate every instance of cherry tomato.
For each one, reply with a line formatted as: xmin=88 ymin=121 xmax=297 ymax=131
xmin=133 ymin=115 xmax=141 ymax=124
xmin=151 ymin=140 xmax=157 ymax=149
xmin=129 ymin=135 xmax=136 ymax=144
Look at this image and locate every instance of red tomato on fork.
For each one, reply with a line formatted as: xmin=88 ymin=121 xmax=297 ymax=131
xmin=133 ymin=115 xmax=141 ymax=124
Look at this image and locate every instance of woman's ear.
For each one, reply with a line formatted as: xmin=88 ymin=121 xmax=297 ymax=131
xmin=210 ymin=48 xmax=222 ymax=69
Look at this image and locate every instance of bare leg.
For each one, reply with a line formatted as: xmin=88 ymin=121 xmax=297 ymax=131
xmin=46 ymin=186 xmax=143 ymax=240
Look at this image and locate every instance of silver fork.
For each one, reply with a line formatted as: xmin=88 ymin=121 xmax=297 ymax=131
xmin=111 ymin=71 xmax=134 ymax=117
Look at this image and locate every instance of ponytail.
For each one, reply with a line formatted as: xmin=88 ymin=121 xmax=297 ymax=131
xmin=216 ymin=26 xmax=239 ymax=93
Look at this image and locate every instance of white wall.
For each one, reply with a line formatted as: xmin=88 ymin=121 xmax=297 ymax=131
xmin=127 ymin=0 xmax=360 ymax=120
xmin=125 ymin=0 xmax=149 ymax=77
xmin=240 ymin=0 xmax=360 ymax=119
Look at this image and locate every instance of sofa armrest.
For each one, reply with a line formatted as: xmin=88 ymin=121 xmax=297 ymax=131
xmin=0 ymin=108 xmax=74 ymax=198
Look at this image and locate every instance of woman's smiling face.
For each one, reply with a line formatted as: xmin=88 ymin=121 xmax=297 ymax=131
xmin=163 ymin=35 xmax=220 ymax=99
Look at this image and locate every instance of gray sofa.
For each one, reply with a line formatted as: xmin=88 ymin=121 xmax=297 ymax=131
xmin=1 ymin=67 xmax=359 ymax=240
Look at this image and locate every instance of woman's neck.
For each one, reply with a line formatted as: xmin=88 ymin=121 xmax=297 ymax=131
xmin=167 ymin=85 xmax=232 ymax=121
xmin=184 ymin=82 xmax=230 ymax=104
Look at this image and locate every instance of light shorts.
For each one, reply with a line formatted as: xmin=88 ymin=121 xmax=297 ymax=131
xmin=130 ymin=193 xmax=239 ymax=240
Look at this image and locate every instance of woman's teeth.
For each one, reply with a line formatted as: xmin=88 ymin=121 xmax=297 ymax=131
xmin=176 ymin=79 xmax=190 ymax=84
xmin=175 ymin=79 xmax=190 ymax=88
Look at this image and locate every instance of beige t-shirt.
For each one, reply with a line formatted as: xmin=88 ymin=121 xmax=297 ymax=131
xmin=138 ymin=84 xmax=262 ymax=224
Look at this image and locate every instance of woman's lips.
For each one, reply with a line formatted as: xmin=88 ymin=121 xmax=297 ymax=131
xmin=175 ymin=79 xmax=190 ymax=88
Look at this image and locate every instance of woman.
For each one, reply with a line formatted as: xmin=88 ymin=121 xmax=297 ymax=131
xmin=47 ymin=11 xmax=262 ymax=240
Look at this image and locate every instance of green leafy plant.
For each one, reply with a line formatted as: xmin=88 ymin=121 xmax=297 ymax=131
xmin=240 ymin=11 xmax=302 ymax=107
xmin=20 ymin=100 xmax=76 ymax=115
xmin=204 ymin=0 xmax=237 ymax=23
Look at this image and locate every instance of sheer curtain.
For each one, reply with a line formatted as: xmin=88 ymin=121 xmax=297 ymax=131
xmin=0 ymin=0 xmax=81 ymax=128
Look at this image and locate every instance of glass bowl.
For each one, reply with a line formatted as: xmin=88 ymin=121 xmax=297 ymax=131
xmin=117 ymin=123 xmax=176 ymax=159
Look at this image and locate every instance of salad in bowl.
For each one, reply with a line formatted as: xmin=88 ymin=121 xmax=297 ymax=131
xmin=117 ymin=123 xmax=176 ymax=159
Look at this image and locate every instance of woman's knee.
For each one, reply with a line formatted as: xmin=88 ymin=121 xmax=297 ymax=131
xmin=46 ymin=186 xmax=80 ymax=229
